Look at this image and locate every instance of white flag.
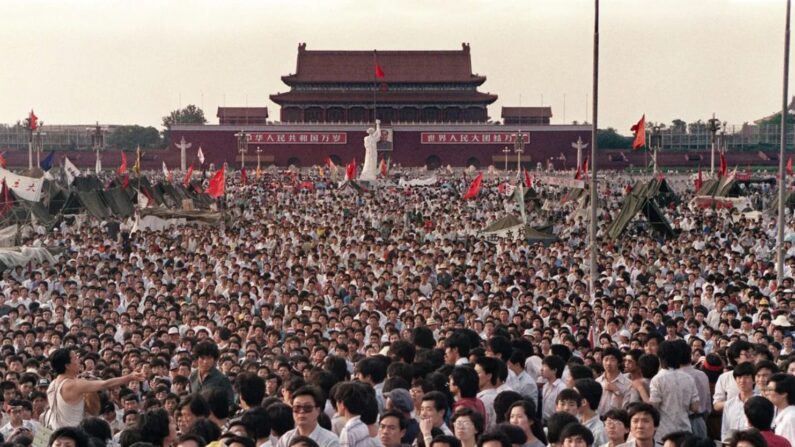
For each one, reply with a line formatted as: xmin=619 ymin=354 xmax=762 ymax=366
xmin=64 ymin=157 xmax=80 ymax=185
xmin=197 ymin=147 xmax=205 ymax=165
xmin=0 ymin=167 xmax=44 ymax=201
xmin=162 ymin=161 xmax=172 ymax=181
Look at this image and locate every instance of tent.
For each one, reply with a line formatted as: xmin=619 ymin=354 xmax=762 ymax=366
xmin=696 ymin=177 xmax=741 ymax=197
xmin=607 ymin=180 xmax=675 ymax=239
xmin=768 ymin=188 xmax=795 ymax=211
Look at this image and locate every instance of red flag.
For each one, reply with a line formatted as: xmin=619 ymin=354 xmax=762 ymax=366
xmin=0 ymin=179 xmax=13 ymax=218
xmin=574 ymin=166 xmax=582 ymax=180
xmin=462 ymin=173 xmax=483 ymax=200
xmin=788 ymin=156 xmax=793 ymax=176
xmin=121 ymin=174 xmax=130 ymax=189
xmin=0 ymin=152 xmax=7 ymax=169
xmin=380 ymin=159 xmax=388 ymax=177
xmin=183 ymin=165 xmax=194 ymax=186
xmin=581 ymin=157 xmax=589 ymax=176
xmin=523 ymin=169 xmax=533 ymax=188
xmin=28 ymin=110 xmax=38 ymax=131
xmin=695 ymin=167 xmax=703 ymax=191
xmin=497 ymin=182 xmax=507 ymax=195
xmin=375 ymin=63 xmax=385 ymax=79
xmin=117 ymin=152 xmax=128 ymax=175
xmin=719 ymin=152 xmax=727 ymax=177
xmin=241 ymin=167 xmax=248 ymax=186
xmin=206 ymin=165 xmax=225 ymax=198
xmin=345 ymin=159 xmax=357 ymax=181
xmin=631 ymin=115 xmax=646 ymax=150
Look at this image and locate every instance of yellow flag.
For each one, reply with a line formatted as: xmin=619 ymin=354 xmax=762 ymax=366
xmin=133 ymin=146 xmax=141 ymax=175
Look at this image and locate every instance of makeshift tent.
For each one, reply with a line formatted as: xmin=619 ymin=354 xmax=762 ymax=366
xmin=607 ymin=180 xmax=675 ymax=239
xmin=101 ymin=187 xmax=134 ymax=217
xmin=140 ymin=208 xmax=223 ymax=225
xmin=0 ymin=246 xmax=63 ymax=273
xmin=696 ymin=177 xmax=741 ymax=197
xmin=768 ymin=188 xmax=795 ymax=211
xmin=77 ymin=191 xmax=111 ymax=219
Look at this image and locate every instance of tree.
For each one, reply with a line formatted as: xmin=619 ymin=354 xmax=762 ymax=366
xmin=107 ymin=125 xmax=161 ymax=150
xmin=670 ymin=119 xmax=687 ymax=133
xmin=688 ymin=119 xmax=706 ymax=134
xmin=162 ymin=104 xmax=207 ymax=144
xmin=597 ymin=128 xmax=632 ymax=149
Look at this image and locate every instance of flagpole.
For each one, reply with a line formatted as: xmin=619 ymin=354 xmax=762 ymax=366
xmin=373 ymin=50 xmax=378 ymax=124
xmin=589 ymin=0 xmax=599 ymax=299
xmin=777 ymin=0 xmax=791 ymax=285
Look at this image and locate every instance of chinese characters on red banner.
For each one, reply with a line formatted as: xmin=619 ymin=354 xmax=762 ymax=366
xmin=246 ymin=132 xmax=348 ymax=144
xmin=420 ymin=132 xmax=530 ymax=144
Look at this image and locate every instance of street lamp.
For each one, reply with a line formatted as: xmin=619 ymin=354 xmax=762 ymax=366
xmin=235 ymin=131 xmax=248 ymax=170
xmin=707 ymin=114 xmax=721 ymax=176
xmin=256 ymin=146 xmax=262 ymax=173
xmin=91 ymin=122 xmax=104 ymax=174
xmin=34 ymin=123 xmax=45 ymax=168
xmin=514 ymin=130 xmax=526 ymax=173
xmin=650 ymin=125 xmax=662 ymax=175
xmin=502 ymin=146 xmax=511 ymax=171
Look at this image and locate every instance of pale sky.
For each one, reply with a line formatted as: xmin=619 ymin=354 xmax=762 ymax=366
xmin=0 ymin=0 xmax=790 ymax=132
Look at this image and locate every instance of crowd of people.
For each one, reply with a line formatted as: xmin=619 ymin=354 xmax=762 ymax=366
xmin=1 ymin=166 xmax=795 ymax=447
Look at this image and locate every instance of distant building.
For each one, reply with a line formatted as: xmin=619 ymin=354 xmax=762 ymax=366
xmin=269 ymin=43 xmax=498 ymax=124
xmin=217 ymin=107 xmax=269 ymax=126
xmin=502 ymin=107 xmax=552 ymax=125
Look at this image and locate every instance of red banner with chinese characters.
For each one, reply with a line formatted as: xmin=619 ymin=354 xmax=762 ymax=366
xmin=246 ymin=132 xmax=347 ymax=145
xmin=420 ymin=132 xmax=530 ymax=145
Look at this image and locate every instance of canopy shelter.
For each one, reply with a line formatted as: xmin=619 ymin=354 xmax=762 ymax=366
xmin=607 ymin=179 xmax=675 ymax=240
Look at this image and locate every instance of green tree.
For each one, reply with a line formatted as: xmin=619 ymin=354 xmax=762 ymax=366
xmin=670 ymin=119 xmax=686 ymax=133
xmin=162 ymin=104 xmax=207 ymax=144
xmin=107 ymin=125 xmax=161 ymax=150
xmin=597 ymin=127 xmax=632 ymax=149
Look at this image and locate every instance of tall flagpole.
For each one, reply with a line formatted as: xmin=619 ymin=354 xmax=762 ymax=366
xmin=373 ymin=50 xmax=378 ymax=124
xmin=589 ymin=0 xmax=600 ymax=298
xmin=777 ymin=0 xmax=791 ymax=284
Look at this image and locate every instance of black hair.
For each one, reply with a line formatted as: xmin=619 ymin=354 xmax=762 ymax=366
xmin=179 ymin=394 xmax=210 ymax=418
xmin=637 ymin=354 xmax=660 ymax=380
xmin=555 ymin=389 xmax=581 ymax=406
xmin=380 ymin=410 xmax=407 ymax=431
xmin=728 ymin=429 xmax=767 ymax=447
xmin=545 ymin=412 xmax=579 ymax=444
xmin=493 ymin=391 xmax=523 ymax=424
xmin=119 ymin=429 xmax=143 ymax=447
xmin=559 ymin=423 xmax=594 ymax=447
xmin=432 ymin=435 xmax=461 ymax=447
xmin=506 ymin=400 xmax=546 ymax=444
xmin=541 ymin=355 xmax=565 ymax=379
xmin=445 ymin=334 xmax=471 ymax=358
xmin=450 ymin=366 xmax=479 ymax=398
xmin=412 ymin=327 xmax=436 ymax=350
xmin=476 ymin=431 xmax=510 ymax=447
xmin=235 ymin=372 xmax=265 ymax=408
xmin=222 ymin=435 xmax=255 ymax=447
xmin=291 ymin=386 xmax=324 ymax=408
xmin=201 ymin=388 xmax=230 ymax=420
xmin=732 ymin=362 xmax=755 ymax=379
xmin=355 ymin=357 xmax=387 ymax=384
xmin=475 ymin=357 xmax=501 ymax=386
xmin=769 ymin=373 xmax=795 ymax=405
xmin=192 ymin=341 xmax=220 ymax=360
xmin=78 ymin=417 xmax=112 ymax=442
xmin=451 ymin=407 xmax=485 ymax=436
xmin=388 ymin=341 xmax=417 ymax=364
xmin=137 ymin=409 xmax=171 ymax=447
xmin=421 ymin=391 xmax=449 ymax=413
xmin=493 ymin=423 xmax=527 ymax=445
xmin=660 ymin=431 xmax=693 ymax=447
xmin=743 ymin=396 xmax=775 ymax=431
xmin=727 ymin=340 xmax=752 ymax=366
xmin=573 ymin=378 xmax=602 ymax=411
xmin=265 ymin=403 xmax=294 ymax=436
xmin=185 ymin=418 xmax=221 ymax=443
xmin=175 ymin=434 xmax=206 ymax=447
xmin=627 ymin=402 xmax=660 ymax=427
xmin=240 ymin=407 xmax=270 ymax=441
xmin=335 ymin=382 xmax=368 ymax=415
xmin=568 ymin=365 xmax=594 ymax=381
xmin=657 ymin=341 xmax=682 ymax=369
xmin=288 ymin=436 xmax=319 ymax=447
xmin=49 ymin=348 xmax=75 ymax=375
xmin=48 ymin=427 xmax=89 ymax=447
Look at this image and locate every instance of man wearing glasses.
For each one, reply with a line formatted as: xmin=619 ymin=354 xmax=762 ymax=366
xmin=276 ymin=386 xmax=339 ymax=447
xmin=765 ymin=373 xmax=795 ymax=441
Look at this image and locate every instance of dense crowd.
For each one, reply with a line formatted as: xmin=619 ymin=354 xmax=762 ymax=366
xmin=1 ymin=167 xmax=795 ymax=447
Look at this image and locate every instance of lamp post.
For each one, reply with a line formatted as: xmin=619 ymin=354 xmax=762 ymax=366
xmin=514 ymin=130 xmax=526 ymax=174
xmin=650 ymin=125 xmax=662 ymax=176
xmin=256 ymin=146 xmax=262 ymax=173
xmin=707 ymin=115 xmax=721 ymax=176
xmin=502 ymin=146 xmax=511 ymax=171
xmin=777 ymin=0 xmax=791 ymax=285
xmin=34 ymin=123 xmax=45 ymax=168
xmin=235 ymin=131 xmax=248 ymax=170
xmin=91 ymin=122 xmax=104 ymax=174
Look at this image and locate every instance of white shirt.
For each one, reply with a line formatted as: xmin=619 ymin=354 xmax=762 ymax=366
xmin=720 ymin=395 xmax=750 ymax=441
xmin=713 ymin=370 xmax=739 ymax=407
xmin=541 ymin=379 xmax=566 ymax=423
xmin=477 ymin=388 xmax=499 ymax=430
xmin=774 ymin=405 xmax=795 ymax=442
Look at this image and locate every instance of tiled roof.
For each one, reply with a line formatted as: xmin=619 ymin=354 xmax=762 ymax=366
xmin=270 ymin=90 xmax=497 ymax=105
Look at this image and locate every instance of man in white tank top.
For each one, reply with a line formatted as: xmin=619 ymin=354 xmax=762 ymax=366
xmin=45 ymin=347 xmax=145 ymax=430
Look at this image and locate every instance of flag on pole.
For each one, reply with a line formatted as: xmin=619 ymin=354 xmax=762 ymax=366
xmin=581 ymin=157 xmax=589 ymax=177
xmin=719 ymin=152 xmax=727 ymax=177
xmin=121 ymin=174 xmax=129 ymax=189
xmin=206 ymin=165 xmax=225 ymax=198
xmin=133 ymin=146 xmax=141 ymax=175
xmin=462 ymin=173 xmax=483 ymax=200
xmin=183 ymin=165 xmax=194 ymax=186
xmin=375 ymin=62 xmax=385 ymax=79
xmin=0 ymin=152 xmax=7 ymax=169
xmin=0 ymin=179 xmax=13 ymax=219
xmin=631 ymin=114 xmax=646 ymax=150
xmin=695 ymin=167 xmax=703 ymax=191
xmin=345 ymin=159 xmax=357 ymax=181
xmin=380 ymin=159 xmax=388 ymax=177
xmin=241 ymin=167 xmax=248 ymax=186
xmin=788 ymin=156 xmax=793 ymax=176
xmin=162 ymin=162 xmax=172 ymax=181
xmin=64 ymin=157 xmax=80 ymax=184
xmin=517 ymin=181 xmax=527 ymax=224
xmin=256 ymin=165 xmax=262 ymax=179
xmin=40 ymin=152 xmax=55 ymax=171
xmin=197 ymin=147 xmax=205 ymax=165
xmin=28 ymin=110 xmax=38 ymax=131
xmin=117 ymin=152 xmax=128 ymax=175
xmin=523 ymin=169 xmax=534 ymax=189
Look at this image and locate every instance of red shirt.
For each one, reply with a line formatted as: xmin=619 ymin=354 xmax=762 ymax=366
xmin=761 ymin=430 xmax=792 ymax=447
xmin=453 ymin=397 xmax=487 ymax=422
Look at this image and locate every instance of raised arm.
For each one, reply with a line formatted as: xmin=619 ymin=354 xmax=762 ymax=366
xmin=63 ymin=371 xmax=146 ymax=400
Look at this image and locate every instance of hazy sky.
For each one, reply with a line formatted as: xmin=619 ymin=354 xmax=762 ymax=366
xmin=1 ymin=0 xmax=791 ymax=132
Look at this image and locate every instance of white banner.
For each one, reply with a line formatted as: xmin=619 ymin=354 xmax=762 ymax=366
xmin=0 ymin=168 xmax=44 ymax=202
xmin=64 ymin=157 xmax=80 ymax=185
xmin=398 ymin=175 xmax=438 ymax=187
xmin=537 ymin=176 xmax=585 ymax=189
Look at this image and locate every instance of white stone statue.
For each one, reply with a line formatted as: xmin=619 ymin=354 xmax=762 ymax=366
xmin=360 ymin=119 xmax=381 ymax=181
